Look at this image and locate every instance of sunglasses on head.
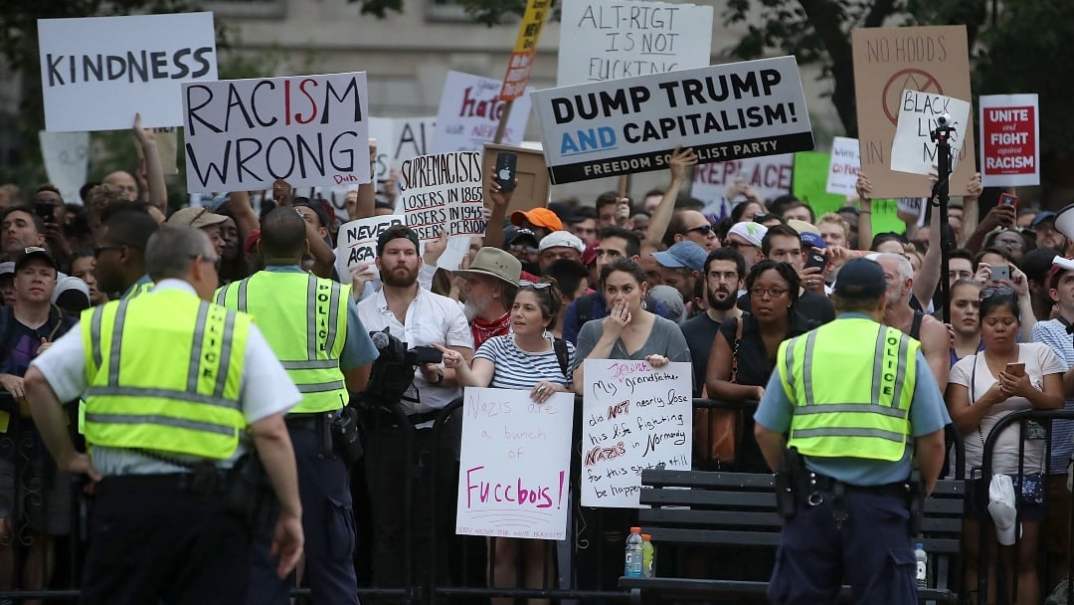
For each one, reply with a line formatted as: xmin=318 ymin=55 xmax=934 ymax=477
xmin=519 ymin=280 xmax=552 ymax=290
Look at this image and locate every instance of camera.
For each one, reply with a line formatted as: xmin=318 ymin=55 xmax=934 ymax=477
xmin=361 ymin=328 xmax=443 ymax=407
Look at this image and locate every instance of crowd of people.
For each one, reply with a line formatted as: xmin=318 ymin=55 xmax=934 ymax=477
xmin=0 ymin=119 xmax=1071 ymax=604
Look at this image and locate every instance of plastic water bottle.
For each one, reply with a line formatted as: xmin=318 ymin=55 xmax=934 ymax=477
xmin=914 ymin=543 xmax=928 ymax=588
xmin=624 ymin=527 xmax=643 ymax=578
xmin=641 ymin=533 xmax=655 ymax=578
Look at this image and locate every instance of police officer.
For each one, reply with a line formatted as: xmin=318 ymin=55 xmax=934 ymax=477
xmin=23 ymin=225 xmax=304 ymax=604
xmin=753 ymin=258 xmax=950 ymax=604
xmin=216 ymin=207 xmax=378 ymax=605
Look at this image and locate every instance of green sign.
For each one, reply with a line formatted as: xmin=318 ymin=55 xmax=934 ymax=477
xmin=791 ymin=151 xmax=904 ymax=236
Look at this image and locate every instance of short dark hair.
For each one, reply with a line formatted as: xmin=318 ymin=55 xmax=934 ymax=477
xmin=544 ymin=259 xmax=589 ymax=299
xmin=1 ymin=206 xmax=44 ymax=234
xmin=767 ymin=194 xmax=800 ymax=218
xmin=376 ymin=225 xmax=419 ymax=257
xmin=568 ymin=206 xmax=596 ymax=223
xmin=761 ymin=224 xmax=800 ymax=256
xmin=99 ymin=201 xmax=152 ymax=224
xmin=596 ymin=191 xmax=621 ymax=212
xmin=979 ymin=287 xmax=1020 ymax=324
xmin=745 ymin=260 xmax=800 ymax=308
xmin=870 ymin=232 xmax=908 ymax=251
xmin=704 ymin=248 xmax=746 ymax=280
xmin=599 ymin=257 xmax=647 ymax=289
xmin=949 ymin=248 xmax=974 ymax=265
xmin=260 ymin=207 xmax=307 ymax=259
xmin=102 ymin=207 xmax=159 ymax=251
xmin=598 ymin=226 xmax=640 ymax=257
xmin=973 ymin=247 xmax=1015 ymax=271
xmin=780 ymin=200 xmax=815 ymax=222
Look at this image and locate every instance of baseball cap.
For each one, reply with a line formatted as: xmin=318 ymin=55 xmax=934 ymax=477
xmin=507 ymin=228 xmax=540 ymax=248
xmin=0 ymin=262 xmax=13 ymax=278
xmin=832 ymin=258 xmax=886 ymax=300
xmin=652 ymin=241 xmax=707 ymax=271
xmin=167 ymin=207 xmax=228 ymax=229
xmin=727 ymin=222 xmax=767 ymax=248
xmin=1049 ymin=255 xmax=1074 ymax=288
xmin=53 ymin=274 xmax=91 ymax=312
xmin=511 ymin=208 xmax=564 ymax=232
xmin=15 ymin=247 xmax=57 ymax=272
xmin=538 ymin=231 xmax=585 ymax=254
xmin=455 ymin=248 xmax=522 ymax=287
xmin=786 ymin=219 xmax=826 ymax=249
xmin=1031 ymin=211 xmax=1056 ymax=228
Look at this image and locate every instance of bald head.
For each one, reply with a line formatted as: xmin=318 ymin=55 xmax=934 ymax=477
xmin=103 ymin=171 xmax=138 ymax=202
xmin=260 ymin=207 xmax=307 ymax=261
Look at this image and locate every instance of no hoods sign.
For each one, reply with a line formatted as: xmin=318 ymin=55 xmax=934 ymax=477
xmin=980 ymin=94 xmax=1039 ymax=187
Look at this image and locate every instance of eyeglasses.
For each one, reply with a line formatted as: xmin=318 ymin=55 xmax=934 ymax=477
xmin=519 ymin=280 xmax=552 ymax=290
xmin=687 ymin=224 xmax=714 ymax=236
xmin=93 ymin=244 xmax=124 ymax=258
xmin=749 ymin=287 xmax=788 ymax=299
xmin=981 ymin=286 xmax=1015 ymax=300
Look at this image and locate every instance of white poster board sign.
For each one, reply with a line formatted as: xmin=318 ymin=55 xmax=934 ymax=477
xmin=369 ymin=116 xmax=437 ymax=182
xmin=556 ymin=0 xmax=713 ymax=86
xmin=38 ymin=131 xmax=89 ymax=204
xmin=532 ymin=56 xmax=814 ymax=184
xmin=890 ymin=90 xmax=970 ymax=176
xmin=692 ymin=154 xmax=793 ymax=207
xmin=333 ymin=214 xmax=405 ymax=279
xmin=38 ymin=12 xmax=218 ymax=132
xmin=826 ymin=136 xmax=861 ymax=196
xmin=432 ymin=71 xmax=532 ymax=153
xmin=581 ymin=360 xmax=692 ymax=508
xmin=456 ymin=387 xmax=574 ymax=539
xmin=979 ymin=94 xmax=1040 ymax=187
xmin=182 ymin=72 xmax=371 ymax=193
xmin=399 ymin=151 xmax=486 ymax=242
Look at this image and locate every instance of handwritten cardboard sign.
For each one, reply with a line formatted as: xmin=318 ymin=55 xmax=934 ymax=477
xmin=581 ymin=360 xmax=692 ymax=508
xmin=533 ymin=56 xmax=813 ymax=184
xmin=556 ymin=0 xmax=713 ymax=86
xmin=399 ymin=151 xmax=486 ymax=242
xmin=825 ymin=136 xmax=860 ymax=196
xmin=851 ymin=25 xmax=975 ymax=197
xmin=433 ymin=71 xmax=532 ymax=153
xmin=38 ymin=131 xmax=89 ymax=204
xmin=333 ymin=214 xmax=405 ymax=278
xmin=182 ymin=71 xmax=370 ymax=193
xmin=692 ymin=154 xmax=793 ymax=208
xmin=890 ymin=90 xmax=970 ymax=176
xmin=456 ymin=388 xmax=574 ymax=540
xmin=38 ymin=12 xmax=218 ymax=131
xmin=980 ymin=94 xmax=1040 ymax=187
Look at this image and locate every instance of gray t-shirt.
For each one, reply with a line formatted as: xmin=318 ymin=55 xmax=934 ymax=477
xmin=572 ymin=314 xmax=691 ymax=373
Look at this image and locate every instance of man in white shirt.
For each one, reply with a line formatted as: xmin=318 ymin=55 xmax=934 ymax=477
xmin=356 ymin=224 xmax=473 ymax=592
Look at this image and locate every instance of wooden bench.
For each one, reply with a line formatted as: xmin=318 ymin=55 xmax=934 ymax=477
xmin=620 ymin=469 xmax=965 ymax=603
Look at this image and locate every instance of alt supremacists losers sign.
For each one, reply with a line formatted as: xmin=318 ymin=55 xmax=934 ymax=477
xmin=38 ymin=12 xmax=218 ymax=132
xmin=182 ymin=72 xmax=371 ymax=193
xmin=533 ymin=56 xmax=814 ymax=184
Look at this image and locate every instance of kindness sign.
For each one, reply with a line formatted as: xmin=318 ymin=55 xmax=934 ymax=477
xmin=532 ymin=56 xmax=813 ymax=184
xmin=182 ymin=72 xmax=370 ymax=193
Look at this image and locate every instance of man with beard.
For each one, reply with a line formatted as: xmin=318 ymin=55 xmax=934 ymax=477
xmin=355 ymin=225 xmax=473 ymax=593
xmin=93 ymin=205 xmax=159 ymax=299
xmin=679 ymin=248 xmax=744 ymax=394
xmin=455 ymin=248 xmax=521 ymax=349
xmin=875 ymin=253 xmax=949 ymax=386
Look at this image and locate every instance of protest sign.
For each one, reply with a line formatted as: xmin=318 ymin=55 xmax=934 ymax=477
xmin=333 ymin=214 xmax=405 ymax=278
xmin=691 ymin=154 xmax=793 ymax=208
xmin=501 ymin=0 xmax=551 ymax=101
xmin=481 ymin=143 xmax=550 ymax=216
xmin=38 ymin=131 xmax=89 ymax=204
xmin=182 ymin=71 xmax=370 ymax=193
xmin=581 ymin=359 xmax=692 ymax=508
xmin=792 ymin=151 xmax=904 ymax=234
xmin=456 ymin=388 xmax=574 ymax=539
xmin=980 ymin=94 xmax=1039 ymax=187
xmin=155 ymin=128 xmax=180 ymax=176
xmin=39 ymin=12 xmax=218 ymax=132
xmin=825 ymin=137 xmax=860 ymax=196
xmin=399 ymin=151 xmax=486 ymax=242
xmin=852 ymin=25 xmax=975 ymax=197
xmin=533 ymin=56 xmax=814 ymax=184
xmin=433 ymin=72 xmax=532 ymax=153
xmin=890 ymin=90 xmax=970 ymax=176
xmin=556 ymin=0 xmax=713 ymax=86
xmin=368 ymin=117 xmax=436 ymax=182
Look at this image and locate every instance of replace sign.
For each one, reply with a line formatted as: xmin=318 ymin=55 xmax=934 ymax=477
xmin=980 ymin=94 xmax=1039 ymax=187
xmin=38 ymin=12 xmax=218 ymax=132
xmin=532 ymin=56 xmax=814 ymax=184
xmin=182 ymin=72 xmax=371 ymax=193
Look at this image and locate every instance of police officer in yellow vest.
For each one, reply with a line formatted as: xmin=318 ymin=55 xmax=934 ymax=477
xmin=216 ymin=207 xmax=378 ymax=605
xmin=753 ymin=258 xmax=950 ymax=604
xmin=93 ymin=204 xmax=158 ymax=299
xmin=24 ymin=225 xmax=305 ymax=605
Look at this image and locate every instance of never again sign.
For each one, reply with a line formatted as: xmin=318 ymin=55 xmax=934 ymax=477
xmin=182 ymin=72 xmax=370 ymax=193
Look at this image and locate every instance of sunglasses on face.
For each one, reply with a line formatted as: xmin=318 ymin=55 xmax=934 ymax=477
xmin=687 ymin=224 xmax=713 ymax=236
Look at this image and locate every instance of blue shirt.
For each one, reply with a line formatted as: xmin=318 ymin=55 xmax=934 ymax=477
xmin=1031 ymin=318 xmax=1074 ymax=473
xmin=754 ymin=313 xmax=951 ymax=485
xmin=264 ymin=265 xmax=378 ymax=370
xmin=121 ymin=274 xmax=154 ymax=299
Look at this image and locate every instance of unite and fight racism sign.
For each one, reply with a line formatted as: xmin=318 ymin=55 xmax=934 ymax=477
xmin=979 ymin=94 xmax=1040 ymax=187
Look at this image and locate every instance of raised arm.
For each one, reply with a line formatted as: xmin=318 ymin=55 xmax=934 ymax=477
xmin=133 ymin=113 xmax=168 ymax=213
xmin=645 ymin=148 xmax=697 ymax=248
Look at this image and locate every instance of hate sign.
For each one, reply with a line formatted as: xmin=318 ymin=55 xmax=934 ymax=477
xmin=433 ymin=72 xmax=532 ymax=153
xmin=980 ymin=94 xmax=1039 ymax=187
xmin=182 ymin=71 xmax=370 ymax=193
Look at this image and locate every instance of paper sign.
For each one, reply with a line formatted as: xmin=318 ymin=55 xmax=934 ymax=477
xmin=155 ymin=128 xmax=180 ymax=176
xmin=852 ymin=26 xmax=975 ymax=197
xmin=182 ymin=71 xmax=371 ymax=193
xmin=532 ymin=56 xmax=814 ymax=184
xmin=369 ymin=116 xmax=437 ymax=182
xmin=456 ymin=388 xmax=574 ymax=539
xmin=399 ymin=152 xmax=486 ymax=242
xmin=825 ymin=137 xmax=860 ymax=196
xmin=333 ymin=214 xmax=405 ymax=278
xmin=501 ymin=0 xmax=551 ymax=100
xmin=791 ymin=151 xmax=905 ymax=235
xmin=581 ymin=360 xmax=692 ymax=508
xmin=980 ymin=94 xmax=1040 ymax=187
xmin=38 ymin=12 xmax=218 ymax=132
xmin=38 ymin=131 xmax=89 ymax=204
xmin=433 ymin=72 xmax=532 ymax=153
xmin=556 ymin=0 xmax=713 ymax=87
xmin=692 ymin=154 xmax=793 ymax=208
xmin=890 ymin=90 xmax=970 ymax=176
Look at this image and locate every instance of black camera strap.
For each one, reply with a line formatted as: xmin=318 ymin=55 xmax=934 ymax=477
xmin=553 ymin=337 xmax=570 ymax=380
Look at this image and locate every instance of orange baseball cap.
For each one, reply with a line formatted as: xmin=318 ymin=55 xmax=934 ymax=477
xmin=511 ymin=207 xmax=563 ymax=232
